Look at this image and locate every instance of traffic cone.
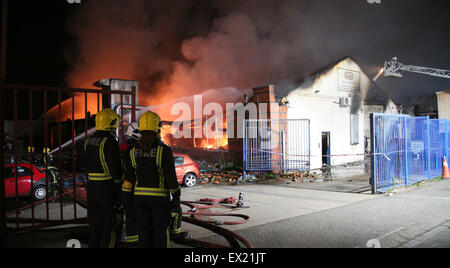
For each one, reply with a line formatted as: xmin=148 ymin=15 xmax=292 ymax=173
xmin=443 ymin=156 xmax=450 ymax=179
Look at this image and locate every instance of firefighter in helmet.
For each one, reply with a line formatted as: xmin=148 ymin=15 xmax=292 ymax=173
xmin=125 ymin=111 xmax=181 ymax=248
xmin=84 ymin=108 xmax=123 ymax=248
xmin=41 ymin=147 xmax=53 ymax=166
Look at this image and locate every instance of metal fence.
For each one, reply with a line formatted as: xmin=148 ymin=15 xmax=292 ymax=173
xmin=370 ymin=113 xmax=449 ymax=194
xmin=0 ymin=84 xmax=136 ymax=233
xmin=243 ymin=119 xmax=310 ymax=175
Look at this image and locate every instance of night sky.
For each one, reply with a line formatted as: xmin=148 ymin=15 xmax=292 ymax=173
xmin=1 ymin=0 xmax=450 ymax=119
xmin=3 ymin=0 xmax=74 ymax=86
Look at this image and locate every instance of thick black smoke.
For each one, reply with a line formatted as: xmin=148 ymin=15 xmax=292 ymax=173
xmin=66 ymin=0 xmax=450 ymax=106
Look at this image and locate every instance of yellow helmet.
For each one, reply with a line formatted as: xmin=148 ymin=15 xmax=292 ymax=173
xmin=95 ymin=109 xmax=120 ymax=131
xmin=139 ymin=111 xmax=161 ymax=132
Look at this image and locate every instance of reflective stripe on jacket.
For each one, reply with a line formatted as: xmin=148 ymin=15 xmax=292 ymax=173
xmin=84 ymin=131 xmax=122 ymax=184
xmin=121 ymin=180 xmax=133 ymax=193
xmin=127 ymin=143 xmax=180 ymax=198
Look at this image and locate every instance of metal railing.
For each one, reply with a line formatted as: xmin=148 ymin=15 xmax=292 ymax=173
xmin=0 ymin=84 xmax=136 ymax=232
xmin=243 ymin=119 xmax=310 ymax=175
xmin=370 ymin=113 xmax=449 ymax=194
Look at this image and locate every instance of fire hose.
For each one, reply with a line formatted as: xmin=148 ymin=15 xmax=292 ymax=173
xmin=6 ymin=188 xmax=253 ymax=248
xmin=176 ymin=197 xmax=253 ymax=248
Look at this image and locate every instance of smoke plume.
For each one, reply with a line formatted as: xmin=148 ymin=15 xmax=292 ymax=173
xmin=66 ymin=0 xmax=450 ymax=107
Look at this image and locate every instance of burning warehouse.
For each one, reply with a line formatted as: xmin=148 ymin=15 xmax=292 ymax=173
xmin=36 ymin=56 xmax=399 ymax=174
xmin=229 ymin=56 xmax=399 ymax=172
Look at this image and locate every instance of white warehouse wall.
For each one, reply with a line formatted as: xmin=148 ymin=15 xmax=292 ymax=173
xmin=285 ymin=57 xmax=370 ymax=170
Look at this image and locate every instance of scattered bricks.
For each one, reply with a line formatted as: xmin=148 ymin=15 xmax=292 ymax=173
xmin=231 ymin=171 xmax=241 ymax=176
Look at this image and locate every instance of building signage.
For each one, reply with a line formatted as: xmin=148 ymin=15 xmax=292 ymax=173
xmin=338 ymin=68 xmax=361 ymax=92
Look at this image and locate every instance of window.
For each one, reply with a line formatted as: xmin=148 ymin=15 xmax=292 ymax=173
xmin=17 ymin=166 xmax=32 ymax=177
xmin=174 ymin=156 xmax=184 ymax=166
xmin=350 ymin=114 xmax=359 ymax=145
xmin=3 ymin=167 xmax=14 ymax=179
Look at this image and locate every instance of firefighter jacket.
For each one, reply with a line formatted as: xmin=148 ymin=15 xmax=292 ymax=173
xmin=84 ymin=131 xmax=122 ymax=183
xmin=125 ymin=141 xmax=180 ymax=200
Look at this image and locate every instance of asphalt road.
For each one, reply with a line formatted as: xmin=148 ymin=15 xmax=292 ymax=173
xmin=202 ymin=179 xmax=450 ymax=248
xmin=3 ymin=178 xmax=449 ymax=248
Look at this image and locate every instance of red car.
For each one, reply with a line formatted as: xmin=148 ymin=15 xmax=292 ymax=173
xmin=3 ymin=162 xmax=48 ymax=201
xmin=174 ymin=154 xmax=201 ymax=187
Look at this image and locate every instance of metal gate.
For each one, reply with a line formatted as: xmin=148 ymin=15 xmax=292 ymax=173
xmin=370 ymin=113 xmax=449 ymax=194
xmin=243 ymin=119 xmax=310 ymax=175
xmin=0 ymin=84 xmax=136 ymax=233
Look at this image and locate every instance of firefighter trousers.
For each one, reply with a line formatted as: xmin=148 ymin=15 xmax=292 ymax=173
xmin=170 ymin=206 xmax=182 ymax=236
xmin=87 ymin=180 xmax=122 ymax=248
xmin=121 ymin=190 xmax=139 ymax=244
xmin=134 ymin=196 xmax=171 ymax=248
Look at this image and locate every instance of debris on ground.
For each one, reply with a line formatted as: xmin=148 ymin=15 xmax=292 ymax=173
xmin=258 ymin=171 xmax=323 ymax=185
xmin=200 ymin=169 xmax=244 ymax=185
xmin=197 ymin=160 xmax=330 ymax=186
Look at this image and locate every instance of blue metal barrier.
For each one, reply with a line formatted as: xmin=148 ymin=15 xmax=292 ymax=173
xmin=243 ymin=119 xmax=310 ymax=175
xmin=371 ymin=114 xmax=449 ymax=193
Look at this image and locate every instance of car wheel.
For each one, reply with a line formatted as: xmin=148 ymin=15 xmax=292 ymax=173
xmin=32 ymin=185 xmax=47 ymax=201
xmin=183 ymin=173 xmax=197 ymax=187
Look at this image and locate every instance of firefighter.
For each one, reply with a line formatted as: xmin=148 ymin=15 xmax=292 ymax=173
xmin=125 ymin=111 xmax=181 ymax=248
xmin=27 ymin=145 xmax=35 ymax=153
xmin=120 ymin=122 xmax=141 ymax=246
xmin=84 ymin=108 xmax=123 ymax=248
xmin=41 ymin=147 xmax=53 ymax=166
xmin=27 ymin=145 xmax=40 ymax=165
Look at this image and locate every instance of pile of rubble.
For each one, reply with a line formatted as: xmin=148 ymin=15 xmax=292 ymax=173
xmin=195 ymin=160 xmax=332 ymax=186
xmin=197 ymin=168 xmax=328 ymax=186
xmin=199 ymin=170 xmax=243 ymax=185
xmin=197 ymin=160 xmax=243 ymax=185
xmin=252 ymin=171 xmax=322 ymax=184
xmin=277 ymin=171 xmax=327 ymax=183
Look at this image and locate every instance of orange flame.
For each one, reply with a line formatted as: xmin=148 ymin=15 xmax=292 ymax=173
xmin=47 ymin=94 xmax=102 ymax=122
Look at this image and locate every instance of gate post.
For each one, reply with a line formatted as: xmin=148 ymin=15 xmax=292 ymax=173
xmin=131 ymin=86 xmax=136 ymax=122
xmin=445 ymin=120 xmax=448 ymax=160
xmin=404 ymin=117 xmax=409 ymax=186
xmin=370 ymin=113 xmax=376 ymax=194
xmin=426 ymin=116 xmax=432 ymax=180
xmin=242 ymin=119 xmax=246 ymax=179
xmin=0 ymin=0 xmax=8 ymax=241
xmin=0 ymin=94 xmax=5 ymax=241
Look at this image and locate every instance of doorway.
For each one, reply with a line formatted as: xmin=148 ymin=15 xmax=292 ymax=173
xmin=322 ymin=132 xmax=330 ymax=166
